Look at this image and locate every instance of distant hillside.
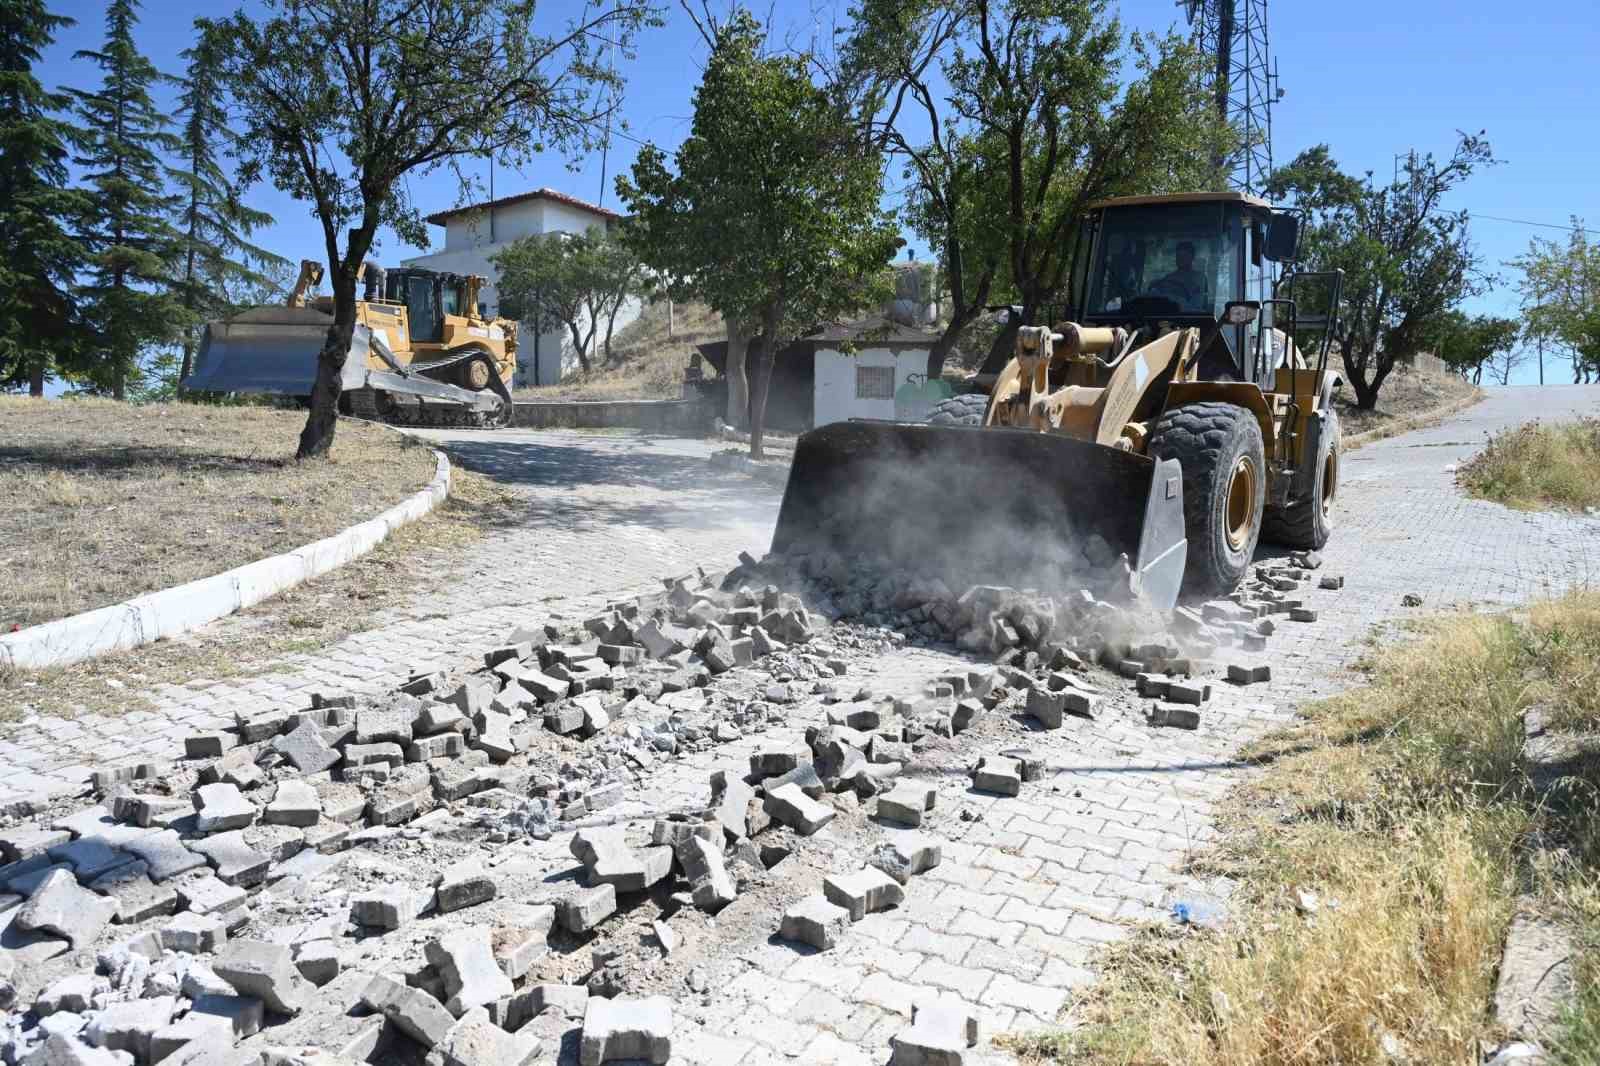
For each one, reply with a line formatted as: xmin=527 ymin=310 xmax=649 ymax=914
xmin=515 ymin=300 xmax=724 ymax=401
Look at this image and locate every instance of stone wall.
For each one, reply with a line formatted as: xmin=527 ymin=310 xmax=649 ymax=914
xmin=510 ymin=398 xmax=713 ymax=435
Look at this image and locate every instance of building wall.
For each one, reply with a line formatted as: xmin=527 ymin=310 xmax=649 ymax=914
xmin=812 ymin=346 xmax=930 ymax=427
xmin=404 ymin=197 xmax=640 ymax=387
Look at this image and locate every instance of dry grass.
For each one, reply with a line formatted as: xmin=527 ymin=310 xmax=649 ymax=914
xmin=514 ymin=300 xmax=724 ymax=402
xmin=0 ymin=465 xmax=522 ymax=732
xmin=1006 ymin=594 xmax=1600 ymax=1065
xmin=1457 ymin=419 xmax=1600 ymax=512
xmin=1335 ymin=363 xmax=1481 ymax=440
xmin=1 ymin=397 xmax=438 ymax=630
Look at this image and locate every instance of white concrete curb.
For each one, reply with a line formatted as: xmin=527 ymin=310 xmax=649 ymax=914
xmin=0 ymin=447 xmax=451 ymax=671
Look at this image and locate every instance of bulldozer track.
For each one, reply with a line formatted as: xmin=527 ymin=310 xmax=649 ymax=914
xmin=345 ymin=387 xmax=510 ymax=431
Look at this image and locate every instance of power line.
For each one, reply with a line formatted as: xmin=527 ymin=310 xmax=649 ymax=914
xmin=1469 ymin=212 xmax=1598 ymax=236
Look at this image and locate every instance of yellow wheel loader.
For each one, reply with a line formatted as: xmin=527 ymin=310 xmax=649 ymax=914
xmin=183 ymin=259 xmax=519 ymax=428
xmin=771 ymin=191 xmax=1344 ymax=610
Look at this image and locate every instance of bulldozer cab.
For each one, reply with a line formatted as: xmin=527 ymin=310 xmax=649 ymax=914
xmin=1074 ymin=192 xmax=1306 ymax=388
xmin=383 ymin=269 xmax=480 ymax=346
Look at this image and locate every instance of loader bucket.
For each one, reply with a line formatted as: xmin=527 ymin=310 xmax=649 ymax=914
xmin=770 ymin=421 xmax=1189 ymax=611
xmin=182 ymin=306 xmax=369 ymax=396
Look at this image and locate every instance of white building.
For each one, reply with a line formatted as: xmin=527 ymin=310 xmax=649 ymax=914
xmin=402 ymin=187 xmax=642 ymax=386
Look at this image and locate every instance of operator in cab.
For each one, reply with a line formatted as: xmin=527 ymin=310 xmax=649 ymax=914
xmin=1150 ymin=241 xmax=1208 ymax=308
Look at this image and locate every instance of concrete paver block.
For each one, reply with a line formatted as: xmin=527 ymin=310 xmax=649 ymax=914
xmin=581 ymin=994 xmax=672 ymax=1065
xmin=779 ymin=894 xmax=851 ymax=951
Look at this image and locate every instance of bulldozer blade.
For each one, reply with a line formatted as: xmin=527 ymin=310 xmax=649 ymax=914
xmin=182 ymin=306 xmax=366 ymax=396
xmin=770 ymin=421 xmax=1189 ymax=611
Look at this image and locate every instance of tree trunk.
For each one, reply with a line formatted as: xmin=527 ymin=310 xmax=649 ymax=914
xmin=724 ymin=318 xmax=752 ymax=429
xmin=748 ymin=309 xmax=780 ymax=461
xmin=28 ymin=360 xmax=45 ymax=397
xmin=179 ymin=337 xmax=196 ymax=387
xmin=297 ymin=265 xmax=359 ymax=459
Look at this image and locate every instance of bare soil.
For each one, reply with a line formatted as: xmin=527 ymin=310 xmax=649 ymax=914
xmin=1 ymin=398 xmax=439 ymax=630
xmin=514 ymin=301 xmax=724 ymax=402
xmin=1334 ymin=364 xmax=1480 ymax=441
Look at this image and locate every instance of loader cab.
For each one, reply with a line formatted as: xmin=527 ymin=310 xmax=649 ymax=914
xmin=1077 ymin=192 xmax=1297 ymax=386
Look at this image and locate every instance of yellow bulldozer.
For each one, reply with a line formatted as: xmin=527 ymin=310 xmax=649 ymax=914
xmin=771 ymin=191 xmax=1344 ymax=609
xmin=183 ymin=259 xmax=518 ymax=428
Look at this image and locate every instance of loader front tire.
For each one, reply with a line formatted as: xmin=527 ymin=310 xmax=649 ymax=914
xmin=926 ymin=392 xmax=988 ymax=427
xmin=1150 ymin=402 xmax=1265 ymax=596
xmin=1263 ymin=409 xmax=1339 ymax=549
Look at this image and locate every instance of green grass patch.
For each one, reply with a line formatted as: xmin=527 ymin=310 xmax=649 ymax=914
xmin=1458 ymin=418 xmax=1600 ymax=511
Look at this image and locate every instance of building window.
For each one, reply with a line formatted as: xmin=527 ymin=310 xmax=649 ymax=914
xmin=855 ymin=364 xmax=895 ymax=400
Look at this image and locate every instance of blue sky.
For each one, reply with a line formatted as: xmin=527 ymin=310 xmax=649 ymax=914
xmin=36 ymin=0 xmax=1600 ymax=385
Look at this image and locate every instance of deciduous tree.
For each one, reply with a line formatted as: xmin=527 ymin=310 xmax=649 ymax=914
xmin=0 ymin=0 xmax=88 ymax=396
xmin=1430 ymin=309 xmax=1520 ymax=385
xmin=210 ymin=0 xmax=654 ymax=458
xmin=840 ymin=0 xmax=1231 ymax=375
xmin=1267 ymin=135 xmax=1494 ymax=409
xmin=1511 ymin=221 xmax=1600 ymax=383
xmin=492 ymin=225 xmax=646 ymax=374
xmin=618 ymin=11 xmax=900 ymax=458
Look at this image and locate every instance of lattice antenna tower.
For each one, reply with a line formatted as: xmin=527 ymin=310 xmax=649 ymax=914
xmin=1180 ymin=0 xmax=1282 ymax=195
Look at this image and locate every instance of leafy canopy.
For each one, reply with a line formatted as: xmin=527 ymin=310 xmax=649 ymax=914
xmin=1267 ymin=134 xmax=1495 ymax=409
xmin=492 ymin=224 xmax=647 ymax=373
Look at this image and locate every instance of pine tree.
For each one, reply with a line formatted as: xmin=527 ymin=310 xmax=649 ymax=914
xmin=0 ymin=0 xmax=90 ymax=396
xmin=68 ymin=0 xmax=183 ymax=399
xmin=170 ymin=20 xmax=284 ymax=389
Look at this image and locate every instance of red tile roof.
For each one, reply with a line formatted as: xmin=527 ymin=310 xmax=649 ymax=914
xmin=424 ymin=186 xmax=623 ymax=226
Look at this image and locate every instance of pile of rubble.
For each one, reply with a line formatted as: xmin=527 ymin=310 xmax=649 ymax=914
xmin=0 ymin=544 xmax=1340 ymax=1065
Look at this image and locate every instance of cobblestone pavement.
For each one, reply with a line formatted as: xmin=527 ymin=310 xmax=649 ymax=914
xmin=4 ymin=387 xmax=1599 ymax=1063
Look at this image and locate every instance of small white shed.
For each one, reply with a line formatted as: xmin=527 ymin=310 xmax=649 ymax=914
xmin=808 ymin=316 xmax=942 ymax=427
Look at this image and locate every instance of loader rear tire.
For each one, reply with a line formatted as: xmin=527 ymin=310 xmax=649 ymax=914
xmin=1150 ymin=402 xmax=1265 ymax=597
xmin=1263 ymin=409 xmax=1339 ymax=549
xmin=926 ymin=392 xmax=988 ymax=426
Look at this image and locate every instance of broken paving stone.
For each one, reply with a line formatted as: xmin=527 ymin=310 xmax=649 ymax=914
xmin=271 ymin=720 xmax=340 ymax=774
xmin=709 ymin=771 xmax=760 ymax=840
xmin=45 ymin=838 xmax=129 ymax=883
xmin=491 ymin=903 xmax=555 ymax=980
xmin=356 ymin=708 xmax=413 ymax=745
xmin=90 ymin=862 xmax=178 ymax=923
xmin=436 ymin=860 xmax=497 ymax=913
xmin=416 ymin=702 xmax=471 ymax=736
xmin=822 ymin=867 xmax=905 ymax=921
xmin=350 ymin=887 xmax=426 ymax=930
xmin=186 ymin=832 xmax=271 ymax=888
xmin=581 ymin=994 xmax=672 ymax=1066
xmin=149 ymin=1011 xmax=235 ymax=1063
xmin=765 ymin=762 xmax=826 ymax=800
xmin=972 ymin=756 xmax=1022 ymax=797
xmin=427 ymin=926 xmax=515 ymax=1017
xmin=263 ymin=780 xmax=321 ymax=827
xmin=1165 ymin=678 xmax=1210 ymax=705
xmin=1026 ymin=686 xmax=1093 ymax=728
xmin=543 ymin=704 xmax=586 ymax=735
xmin=293 ymin=939 xmax=340 ymax=986
xmin=177 ymin=872 xmax=248 ymax=917
xmin=560 ymin=884 xmax=617 ymax=934
xmin=1148 ymin=702 xmax=1202 ymax=730
xmin=779 ymin=894 xmax=851 ymax=951
xmin=85 ymin=994 xmax=177 ymax=1059
xmin=16 ymin=868 xmax=118 ymax=948
xmin=213 ymin=939 xmax=308 ymax=1015
xmin=361 ymin=974 xmax=455 ymax=1050
xmin=868 ymin=833 xmax=943 ymax=884
xmin=876 ymin=783 xmax=933 ymax=827
xmin=677 ymin=834 xmax=736 ymax=912
xmin=159 ymin=911 xmax=228 ymax=954
xmin=1227 ymin=662 xmax=1271 ymax=685
xmin=343 ymin=741 xmax=404 ymax=768
xmin=193 ymin=783 xmax=256 ymax=833
xmin=1319 ymin=574 xmax=1345 ymax=590
xmin=437 ymin=1005 xmax=540 ymax=1066
xmin=34 ymin=974 xmax=100 ymax=1016
xmin=763 ymin=782 xmax=836 ymax=836
xmin=890 ymin=994 xmax=980 ymax=1066
xmin=749 ymin=746 xmax=810 ymax=779
xmin=571 ymin=828 xmax=673 ymax=893
xmin=1290 ymin=606 xmax=1319 ymax=622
